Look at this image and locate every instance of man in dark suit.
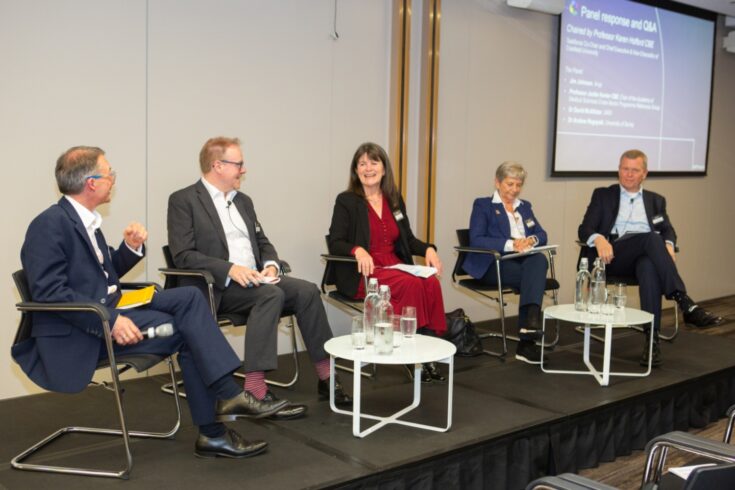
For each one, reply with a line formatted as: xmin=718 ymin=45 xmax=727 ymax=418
xmin=167 ymin=137 xmax=351 ymax=410
xmin=15 ymin=146 xmax=290 ymax=459
xmin=578 ymin=149 xmax=722 ymax=366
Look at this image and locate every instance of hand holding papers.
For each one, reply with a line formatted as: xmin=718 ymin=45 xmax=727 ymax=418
xmin=501 ymin=244 xmax=558 ymax=261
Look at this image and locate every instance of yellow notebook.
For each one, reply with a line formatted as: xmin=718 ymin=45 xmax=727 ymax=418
xmin=116 ymin=285 xmax=156 ymax=310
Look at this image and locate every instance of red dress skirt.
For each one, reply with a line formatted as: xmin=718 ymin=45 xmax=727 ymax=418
xmin=355 ymin=198 xmax=446 ymax=336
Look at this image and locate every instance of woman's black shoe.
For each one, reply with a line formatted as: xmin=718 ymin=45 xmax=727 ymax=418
xmin=421 ymin=362 xmax=446 ymax=383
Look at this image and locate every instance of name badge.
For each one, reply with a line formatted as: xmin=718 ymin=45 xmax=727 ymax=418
xmin=525 ymin=218 xmax=535 ymax=228
xmin=393 ymin=211 xmax=404 ymax=221
xmin=652 ymin=215 xmax=664 ymax=225
xmin=255 ymin=222 xmax=262 ymax=233
xmin=495 ymin=209 xmax=501 ymax=215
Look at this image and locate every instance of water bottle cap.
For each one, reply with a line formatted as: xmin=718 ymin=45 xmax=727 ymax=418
xmin=580 ymin=257 xmax=588 ymax=267
xmin=379 ymin=285 xmax=389 ymax=292
xmin=368 ymin=278 xmax=378 ymax=285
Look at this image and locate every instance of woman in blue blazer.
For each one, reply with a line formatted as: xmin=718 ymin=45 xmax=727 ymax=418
xmin=464 ymin=161 xmax=549 ymax=364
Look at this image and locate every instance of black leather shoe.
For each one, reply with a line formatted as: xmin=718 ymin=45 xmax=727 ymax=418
xmin=195 ymin=428 xmax=268 ymax=459
xmin=640 ymin=334 xmax=662 ymax=367
xmin=317 ymin=377 xmax=352 ymax=407
xmin=215 ymin=391 xmax=288 ymax=421
xmin=421 ymin=362 xmax=446 ymax=383
xmin=262 ymin=390 xmax=307 ymax=420
xmin=684 ymin=307 xmax=723 ymax=328
xmin=515 ymin=340 xmax=546 ymax=365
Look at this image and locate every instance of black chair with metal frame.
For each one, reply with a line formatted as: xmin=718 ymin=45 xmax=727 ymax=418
xmin=10 ymin=270 xmax=182 ymax=480
xmin=452 ymin=228 xmax=561 ymax=358
xmin=159 ymin=245 xmax=299 ymax=396
xmin=576 ymin=243 xmax=679 ymax=342
xmin=320 ymin=249 xmax=376 ymax=379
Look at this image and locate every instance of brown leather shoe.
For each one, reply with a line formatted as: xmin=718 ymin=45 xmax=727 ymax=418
xmin=215 ymin=391 xmax=288 ymax=421
xmin=262 ymin=390 xmax=307 ymax=420
xmin=195 ymin=428 xmax=267 ymax=459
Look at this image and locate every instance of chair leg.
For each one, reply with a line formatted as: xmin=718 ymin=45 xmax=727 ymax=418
xmin=266 ymin=315 xmax=301 ymax=388
xmin=13 ymin=356 xmax=182 ymax=479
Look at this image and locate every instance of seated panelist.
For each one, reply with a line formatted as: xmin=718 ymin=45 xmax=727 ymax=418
xmin=464 ymin=161 xmax=549 ymax=365
xmin=327 ymin=142 xmax=447 ymax=382
xmin=14 ymin=146 xmax=290 ymax=460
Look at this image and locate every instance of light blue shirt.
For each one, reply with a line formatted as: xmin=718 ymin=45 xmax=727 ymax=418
xmin=613 ymin=186 xmax=649 ymax=236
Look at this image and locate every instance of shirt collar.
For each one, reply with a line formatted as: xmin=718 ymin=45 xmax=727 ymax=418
xmin=201 ymin=177 xmax=236 ymax=203
xmin=64 ymin=195 xmax=102 ymax=231
xmin=492 ymin=190 xmax=522 ymax=210
xmin=619 ymin=184 xmax=643 ymax=200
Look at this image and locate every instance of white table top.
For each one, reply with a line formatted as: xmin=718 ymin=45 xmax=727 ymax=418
xmin=544 ymin=303 xmax=654 ymax=327
xmin=324 ymin=334 xmax=456 ymax=365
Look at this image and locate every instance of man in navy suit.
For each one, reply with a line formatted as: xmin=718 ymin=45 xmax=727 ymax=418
xmin=15 ymin=146 xmax=289 ymax=459
xmin=579 ymin=149 xmax=722 ymax=366
xmin=167 ymin=137 xmax=351 ymax=410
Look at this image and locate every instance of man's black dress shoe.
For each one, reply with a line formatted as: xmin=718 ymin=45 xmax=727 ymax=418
xmin=640 ymin=334 xmax=662 ymax=367
xmin=317 ymin=377 xmax=352 ymax=407
xmin=215 ymin=391 xmax=288 ymax=421
xmin=262 ymin=390 xmax=307 ymax=420
xmin=684 ymin=307 xmax=723 ymax=328
xmin=194 ymin=428 xmax=268 ymax=459
xmin=421 ymin=362 xmax=446 ymax=383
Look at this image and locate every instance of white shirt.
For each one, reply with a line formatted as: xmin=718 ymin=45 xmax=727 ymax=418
xmin=613 ymin=186 xmax=649 ymax=236
xmin=492 ymin=190 xmax=526 ymax=252
xmin=200 ymin=178 xmax=278 ymax=286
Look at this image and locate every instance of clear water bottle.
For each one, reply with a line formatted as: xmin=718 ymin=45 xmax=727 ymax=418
xmin=374 ymin=285 xmax=394 ymax=355
xmin=589 ymin=257 xmax=606 ymax=314
xmin=575 ymin=257 xmax=591 ymax=311
xmin=363 ymin=278 xmax=380 ymax=344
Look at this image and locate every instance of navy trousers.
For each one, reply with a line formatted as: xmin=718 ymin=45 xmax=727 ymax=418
xmin=607 ymin=232 xmax=686 ymax=332
xmin=99 ymin=287 xmax=241 ymax=426
xmin=479 ymin=253 xmax=548 ymax=328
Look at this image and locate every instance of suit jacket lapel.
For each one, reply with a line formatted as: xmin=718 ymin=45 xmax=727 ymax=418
xmin=607 ymin=185 xmax=621 ymax=234
xmin=642 ymin=190 xmax=655 ymax=227
xmin=493 ymin=201 xmax=512 ymax=238
xmin=194 ymin=181 xmax=229 ymax=251
xmin=58 ymin=198 xmax=106 ymax=276
xmin=233 ymin=194 xmax=261 ymax=265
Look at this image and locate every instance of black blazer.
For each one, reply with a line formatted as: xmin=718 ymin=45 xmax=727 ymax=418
xmin=167 ymin=180 xmax=279 ymax=308
xmin=578 ymin=184 xmax=677 ymax=259
xmin=327 ymin=191 xmax=434 ymax=298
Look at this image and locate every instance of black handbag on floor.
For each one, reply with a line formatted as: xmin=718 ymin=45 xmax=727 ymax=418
xmin=444 ymin=308 xmax=483 ymax=357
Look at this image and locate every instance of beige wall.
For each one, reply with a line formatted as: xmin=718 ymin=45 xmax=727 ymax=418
xmin=434 ymin=0 xmax=735 ymax=323
xmin=0 ymin=0 xmax=392 ymax=400
xmin=1 ymin=0 xmax=733 ymax=400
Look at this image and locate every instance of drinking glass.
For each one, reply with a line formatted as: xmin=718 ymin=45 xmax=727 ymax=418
xmin=374 ymin=321 xmax=393 ymax=355
xmin=351 ymin=315 xmax=366 ymax=350
xmin=601 ymin=288 xmax=616 ymax=317
xmin=614 ymin=283 xmax=627 ymax=309
xmin=391 ymin=315 xmax=403 ymax=347
xmin=400 ymin=306 xmax=417 ymax=338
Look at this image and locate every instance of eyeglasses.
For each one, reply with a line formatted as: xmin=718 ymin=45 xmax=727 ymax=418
xmin=86 ymin=169 xmax=117 ymax=181
xmin=219 ymin=159 xmax=245 ymax=169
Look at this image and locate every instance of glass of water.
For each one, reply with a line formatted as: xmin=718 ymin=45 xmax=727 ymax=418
xmin=601 ymin=288 xmax=616 ymax=317
xmin=614 ymin=283 xmax=627 ymax=309
xmin=351 ymin=315 xmax=366 ymax=350
xmin=374 ymin=321 xmax=394 ymax=355
xmin=400 ymin=306 xmax=417 ymax=338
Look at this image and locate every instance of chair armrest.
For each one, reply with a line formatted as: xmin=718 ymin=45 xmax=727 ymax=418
xmin=321 ymin=253 xmax=358 ymax=264
xmin=278 ymin=260 xmax=291 ymax=275
xmin=159 ymin=267 xmax=216 ymax=285
xmin=16 ymin=301 xmax=111 ymax=321
xmin=121 ymin=281 xmax=162 ymax=292
xmin=454 ymin=246 xmax=502 ymax=258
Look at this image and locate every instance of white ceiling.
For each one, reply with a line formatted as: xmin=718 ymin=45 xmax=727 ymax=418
xmin=676 ymin=0 xmax=735 ymax=18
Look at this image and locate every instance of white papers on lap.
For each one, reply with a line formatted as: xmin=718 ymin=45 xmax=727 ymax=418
xmin=501 ymin=244 xmax=559 ymax=261
xmin=259 ymin=276 xmax=281 ymax=285
xmin=385 ymin=264 xmax=438 ymax=278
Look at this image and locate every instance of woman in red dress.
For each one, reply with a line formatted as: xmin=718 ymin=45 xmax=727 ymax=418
xmin=327 ymin=142 xmax=447 ymax=382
